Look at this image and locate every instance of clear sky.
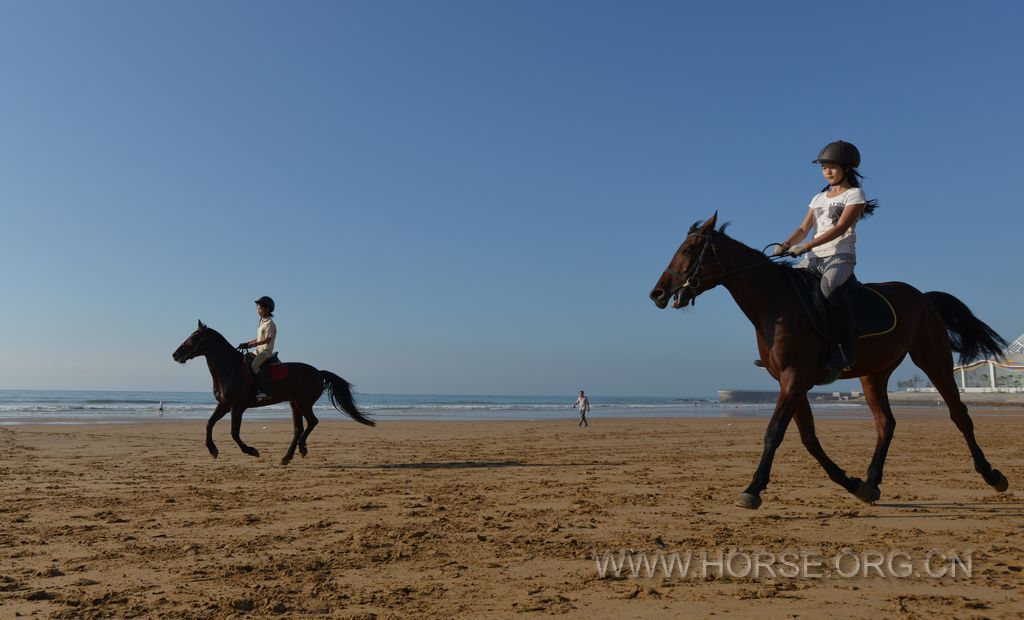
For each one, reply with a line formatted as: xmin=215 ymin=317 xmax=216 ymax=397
xmin=2 ymin=1 xmax=1021 ymax=396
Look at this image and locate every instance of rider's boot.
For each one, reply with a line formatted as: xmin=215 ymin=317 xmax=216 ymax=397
xmin=823 ymin=289 xmax=856 ymax=371
xmin=255 ymin=369 xmax=270 ymax=399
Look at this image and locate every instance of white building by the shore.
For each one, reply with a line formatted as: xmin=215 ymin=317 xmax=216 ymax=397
xmin=953 ymin=333 xmax=1024 ymax=392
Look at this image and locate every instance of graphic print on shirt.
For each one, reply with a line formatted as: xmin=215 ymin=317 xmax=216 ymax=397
xmin=818 ymin=201 xmax=845 ymax=227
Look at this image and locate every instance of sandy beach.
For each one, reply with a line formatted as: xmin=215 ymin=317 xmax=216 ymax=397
xmin=2 ymin=411 xmax=1023 ymax=618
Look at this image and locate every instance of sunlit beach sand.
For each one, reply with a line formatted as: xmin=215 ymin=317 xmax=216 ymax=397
xmin=2 ymin=413 xmax=1022 ymax=617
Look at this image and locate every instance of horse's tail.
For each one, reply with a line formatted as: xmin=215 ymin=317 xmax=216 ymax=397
xmin=320 ymin=371 xmax=375 ymax=426
xmin=925 ymin=291 xmax=1007 ymax=365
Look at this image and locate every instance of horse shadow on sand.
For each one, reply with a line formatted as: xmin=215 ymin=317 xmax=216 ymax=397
xmin=757 ymin=500 xmax=1024 ymax=520
xmin=316 ymin=461 xmax=623 ymax=470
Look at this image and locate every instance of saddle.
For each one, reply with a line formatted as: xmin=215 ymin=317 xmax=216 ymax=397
xmin=242 ymin=352 xmax=288 ymax=384
xmin=782 ymin=268 xmax=896 ymax=341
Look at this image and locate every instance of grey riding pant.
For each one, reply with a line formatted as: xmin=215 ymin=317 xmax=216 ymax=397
xmin=802 ymin=253 xmax=856 ymax=298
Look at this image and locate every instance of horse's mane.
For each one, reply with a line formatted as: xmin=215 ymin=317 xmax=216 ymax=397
xmin=688 ymin=219 xmax=796 ymax=269
xmin=688 ymin=219 xmax=734 ymax=238
xmin=688 ymin=219 xmax=728 ymax=235
xmin=201 ymin=325 xmax=235 ymax=351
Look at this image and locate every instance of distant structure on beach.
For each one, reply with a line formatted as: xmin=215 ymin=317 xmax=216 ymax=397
xmin=953 ymin=332 xmax=1024 ymax=391
xmin=718 ymin=389 xmax=858 ymax=403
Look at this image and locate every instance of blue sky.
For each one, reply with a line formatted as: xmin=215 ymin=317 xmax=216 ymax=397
xmin=1 ymin=1 xmax=1021 ymax=396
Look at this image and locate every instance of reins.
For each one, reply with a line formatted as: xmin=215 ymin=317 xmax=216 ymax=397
xmin=661 ymin=233 xmax=791 ymax=305
xmin=710 ymin=242 xmax=792 ymax=279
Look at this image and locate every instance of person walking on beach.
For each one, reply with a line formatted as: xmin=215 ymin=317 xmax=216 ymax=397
xmin=237 ymin=296 xmax=277 ymax=398
xmin=573 ymin=390 xmax=591 ymax=427
xmin=770 ymin=140 xmax=879 ymax=370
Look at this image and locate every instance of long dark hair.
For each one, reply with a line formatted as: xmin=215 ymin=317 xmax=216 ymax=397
xmin=822 ymin=167 xmax=879 ymax=218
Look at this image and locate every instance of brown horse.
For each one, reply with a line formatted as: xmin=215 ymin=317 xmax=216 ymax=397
xmin=649 ymin=212 xmax=1008 ymax=509
xmin=172 ymin=321 xmax=374 ymax=464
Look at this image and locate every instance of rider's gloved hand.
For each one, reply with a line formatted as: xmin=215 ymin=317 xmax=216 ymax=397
xmin=771 ymin=243 xmax=790 ymax=257
xmin=237 ymin=342 xmax=250 ymax=350
xmin=789 ymin=243 xmax=811 ymax=257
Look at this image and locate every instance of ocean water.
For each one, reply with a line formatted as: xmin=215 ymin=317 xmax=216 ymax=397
xmin=0 ymin=390 xmax=719 ymax=424
xmin=0 ymin=390 xmax=867 ymax=425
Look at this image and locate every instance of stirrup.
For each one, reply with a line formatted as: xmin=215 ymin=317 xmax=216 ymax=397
xmin=825 ymin=344 xmax=853 ymax=372
xmin=835 ymin=341 xmax=854 ymax=371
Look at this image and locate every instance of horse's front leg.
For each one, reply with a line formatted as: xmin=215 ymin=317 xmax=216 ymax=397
xmin=230 ymin=406 xmax=260 ymax=458
xmin=736 ymin=380 xmax=801 ymax=509
xmin=206 ymin=403 xmax=230 ymax=458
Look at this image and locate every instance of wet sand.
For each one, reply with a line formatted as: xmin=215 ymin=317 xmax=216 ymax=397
xmin=2 ymin=411 xmax=1023 ymax=618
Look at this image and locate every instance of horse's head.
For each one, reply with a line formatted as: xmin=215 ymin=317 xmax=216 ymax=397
xmin=649 ymin=212 xmax=725 ymax=309
xmin=172 ymin=320 xmax=213 ymax=363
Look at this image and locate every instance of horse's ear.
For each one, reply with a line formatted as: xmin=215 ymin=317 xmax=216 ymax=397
xmin=700 ymin=211 xmax=718 ymax=233
xmin=197 ymin=319 xmax=205 ymax=330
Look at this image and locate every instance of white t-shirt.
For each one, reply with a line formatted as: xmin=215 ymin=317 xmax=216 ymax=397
xmin=808 ymin=187 xmax=866 ymax=257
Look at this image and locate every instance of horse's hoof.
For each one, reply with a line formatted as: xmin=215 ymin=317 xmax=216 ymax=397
xmin=854 ymin=480 xmax=881 ymax=504
xmin=208 ymin=446 xmax=219 ymax=459
xmin=991 ymin=469 xmax=1009 ymax=493
xmin=245 ymin=448 xmax=260 ymax=458
xmin=299 ymin=445 xmax=308 ymax=458
xmin=735 ymin=493 xmax=762 ymax=510
xmin=280 ymin=456 xmax=291 ymax=466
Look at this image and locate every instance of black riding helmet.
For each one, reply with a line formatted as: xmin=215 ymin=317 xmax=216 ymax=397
xmin=812 ymin=140 xmax=861 ymax=168
xmin=254 ymin=296 xmax=275 ymax=313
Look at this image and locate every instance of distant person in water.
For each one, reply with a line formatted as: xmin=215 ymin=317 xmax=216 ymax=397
xmin=237 ymin=296 xmax=277 ymax=398
xmin=573 ymin=390 xmax=591 ymax=427
xmin=157 ymin=401 xmax=164 ymax=414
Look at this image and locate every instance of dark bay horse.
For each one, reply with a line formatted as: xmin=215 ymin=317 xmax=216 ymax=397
xmin=172 ymin=321 xmax=374 ymax=464
xmin=649 ymin=212 xmax=1008 ymax=509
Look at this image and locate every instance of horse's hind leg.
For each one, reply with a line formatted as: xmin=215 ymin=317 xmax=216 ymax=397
xmin=230 ymin=406 xmax=260 ymax=458
xmin=298 ymin=404 xmax=319 ymax=457
xmin=281 ymin=401 xmax=305 ymax=466
xmin=910 ymin=349 xmax=1008 ymax=493
xmin=792 ymin=396 xmax=863 ymax=499
xmin=856 ymin=364 xmax=903 ymax=503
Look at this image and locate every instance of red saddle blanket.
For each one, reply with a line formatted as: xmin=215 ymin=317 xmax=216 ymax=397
xmin=242 ymin=354 xmax=288 ymax=383
xmin=263 ymin=363 xmax=288 ymax=382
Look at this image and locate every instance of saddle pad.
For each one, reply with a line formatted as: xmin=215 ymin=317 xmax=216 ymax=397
xmin=783 ymin=268 xmax=896 ymax=340
xmin=242 ymin=353 xmax=288 ymax=383
xmin=265 ymin=363 xmax=288 ymax=382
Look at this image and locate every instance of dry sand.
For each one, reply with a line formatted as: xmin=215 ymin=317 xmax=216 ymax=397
xmin=2 ymin=411 xmax=1023 ymax=618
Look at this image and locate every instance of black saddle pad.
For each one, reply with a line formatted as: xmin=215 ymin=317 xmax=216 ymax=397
xmin=782 ymin=268 xmax=896 ymax=340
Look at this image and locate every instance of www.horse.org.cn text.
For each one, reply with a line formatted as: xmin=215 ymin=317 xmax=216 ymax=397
xmin=592 ymin=548 xmax=974 ymax=580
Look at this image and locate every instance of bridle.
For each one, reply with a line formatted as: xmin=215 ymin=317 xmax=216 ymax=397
xmin=661 ymin=231 xmax=719 ymax=305
xmin=178 ymin=333 xmax=207 ymax=362
xmin=662 ymin=231 xmax=791 ymax=306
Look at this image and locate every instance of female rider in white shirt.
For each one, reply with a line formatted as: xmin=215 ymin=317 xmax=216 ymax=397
xmin=238 ymin=296 xmax=277 ymax=397
xmin=773 ymin=140 xmax=879 ymax=371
